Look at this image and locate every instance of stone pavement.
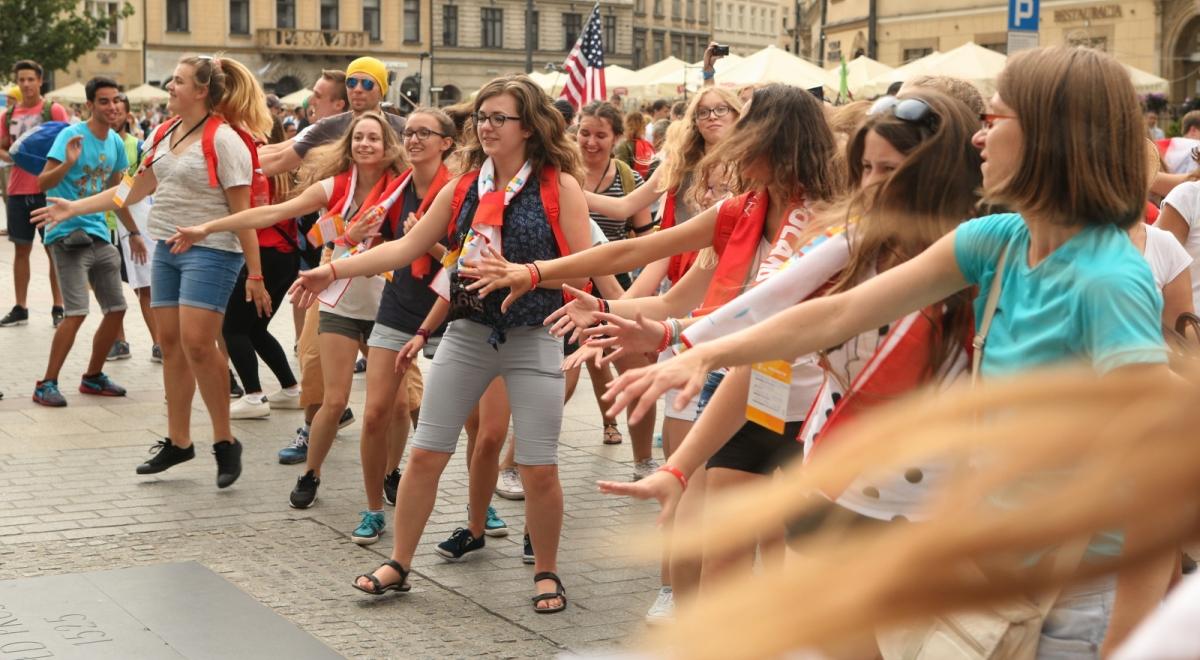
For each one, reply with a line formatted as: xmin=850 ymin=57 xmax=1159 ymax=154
xmin=0 ymin=236 xmax=667 ymax=658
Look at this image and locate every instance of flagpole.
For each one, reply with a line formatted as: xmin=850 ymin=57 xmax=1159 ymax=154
xmin=524 ymin=0 xmax=534 ymax=73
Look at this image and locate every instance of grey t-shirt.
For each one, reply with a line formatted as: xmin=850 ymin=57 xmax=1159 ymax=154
xmin=292 ymin=111 xmax=406 ymax=159
xmin=147 ymin=124 xmax=252 ymax=253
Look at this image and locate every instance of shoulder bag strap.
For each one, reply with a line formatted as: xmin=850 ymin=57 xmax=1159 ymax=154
xmin=971 ymin=247 xmax=1009 ymax=387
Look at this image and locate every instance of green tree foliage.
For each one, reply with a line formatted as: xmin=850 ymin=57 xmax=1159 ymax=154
xmin=0 ymin=0 xmax=134 ymax=77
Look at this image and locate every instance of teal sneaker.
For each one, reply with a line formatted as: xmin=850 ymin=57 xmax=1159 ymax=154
xmin=483 ymin=505 xmax=508 ymax=538
xmin=32 ymin=380 xmax=67 ymax=407
xmin=352 ymin=511 xmax=386 ymax=546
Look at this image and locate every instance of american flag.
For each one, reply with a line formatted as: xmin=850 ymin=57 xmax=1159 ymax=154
xmin=560 ymin=3 xmax=606 ymax=109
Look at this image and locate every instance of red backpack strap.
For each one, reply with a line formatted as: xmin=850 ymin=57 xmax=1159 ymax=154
xmin=712 ymin=191 xmax=753 ymax=257
xmin=143 ymin=117 xmax=181 ymax=167
xmin=199 ymin=116 xmax=224 ymax=188
xmin=447 ymin=170 xmax=481 ymax=241
xmin=538 ymin=166 xmax=570 ymax=257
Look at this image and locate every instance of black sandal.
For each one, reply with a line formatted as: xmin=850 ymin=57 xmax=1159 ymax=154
xmin=352 ymin=559 xmax=411 ymax=596
xmin=531 ymin=571 xmax=567 ymax=613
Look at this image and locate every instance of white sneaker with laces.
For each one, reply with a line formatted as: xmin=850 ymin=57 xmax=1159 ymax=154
xmin=494 ymin=466 xmax=525 ymax=500
xmin=267 ymin=387 xmax=302 ymax=409
xmin=633 ymin=458 xmax=660 ymax=481
xmin=230 ymin=393 xmax=270 ymax=419
xmin=645 ymin=586 xmax=675 ymax=624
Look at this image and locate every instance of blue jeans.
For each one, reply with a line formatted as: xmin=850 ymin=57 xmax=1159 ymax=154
xmin=151 ymin=241 xmax=244 ymax=313
xmin=1038 ymin=577 xmax=1115 ymax=659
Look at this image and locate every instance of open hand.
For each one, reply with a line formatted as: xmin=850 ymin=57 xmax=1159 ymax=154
xmin=394 ymin=334 xmax=426 ymax=374
xmin=63 ymin=135 xmax=83 ymax=165
xmin=128 ymin=234 xmax=148 ymax=265
xmin=603 ymin=347 xmax=712 ymax=424
xmin=345 ymin=206 xmax=386 ymax=246
xmin=246 ymin=277 xmax=272 ymax=317
xmin=544 ymin=284 xmax=603 ymax=343
xmin=580 ymin=312 xmax=663 ymax=362
xmin=461 ymin=247 xmax=533 ymax=313
xmin=288 ymin=264 xmax=336 ymax=309
xmin=30 ymin=197 xmax=75 ymax=229
xmin=166 ymin=224 xmax=208 ymax=254
xmin=597 ymin=469 xmax=685 ymax=527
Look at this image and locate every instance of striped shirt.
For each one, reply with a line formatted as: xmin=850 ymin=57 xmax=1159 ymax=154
xmin=589 ymin=163 xmax=645 ymax=243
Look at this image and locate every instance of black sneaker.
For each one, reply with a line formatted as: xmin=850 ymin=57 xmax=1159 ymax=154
xmin=229 ymin=370 xmax=243 ymax=399
xmin=289 ymin=469 xmax=320 ymax=509
xmin=213 ymin=439 xmax=243 ymax=489
xmin=338 ymin=407 xmax=355 ymax=430
xmin=523 ymin=532 xmax=535 ymax=565
xmin=0 ymin=305 xmax=28 ymax=327
xmin=51 ymin=306 xmax=64 ymax=328
xmin=354 ymin=357 xmax=367 ymax=373
xmin=435 ymin=527 xmax=484 ymax=562
xmin=136 ymin=438 xmax=196 ymax=475
xmin=383 ymin=468 xmax=401 ymax=506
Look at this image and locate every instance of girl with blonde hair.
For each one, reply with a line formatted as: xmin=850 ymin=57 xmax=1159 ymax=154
xmin=35 ymin=54 xmax=272 ymax=489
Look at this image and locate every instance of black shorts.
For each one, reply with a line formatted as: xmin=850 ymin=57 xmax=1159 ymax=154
xmin=706 ymin=419 xmax=804 ymax=475
xmin=6 ymin=194 xmax=47 ymax=245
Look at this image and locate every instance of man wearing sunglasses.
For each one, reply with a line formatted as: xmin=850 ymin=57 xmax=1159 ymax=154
xmin=260 ymin=56 xmax=405 ymax=177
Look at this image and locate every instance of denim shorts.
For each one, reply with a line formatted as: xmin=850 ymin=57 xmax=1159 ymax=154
xmin=1037 ymin=577 xmax=1115 ymax=659
xmin=367 ymin=322 xmax=441 ymax=359
xmin=151 ymin=241 xmax=244 ymax=313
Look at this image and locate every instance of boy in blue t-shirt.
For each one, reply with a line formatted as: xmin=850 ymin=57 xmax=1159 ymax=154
xmin=29 ymin=77 xmax=147 ymax=407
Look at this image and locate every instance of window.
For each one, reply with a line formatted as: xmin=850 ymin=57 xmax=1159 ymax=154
xmin=275 ymin=0 xmax=295 ymax=28
xmin=902 ymin=47 xmax=932 ymax=62
xmin=738 ymin=5 xmax=744 ymax=29
xmin=654 ymin=31 xmax=665 ymax=61
xmin=700 ymin=0 xmax=707 ymax=22
xmin=714 ymin=2 xmax=721 ymax=27
xmin=87 ymin=1 xmax=121 ymax=44
xmin=529 ymin=10 xmax=539 ymax=51
xmin=726 ymin=4 xmax=732 ymax=29
xmin=166 ymin=0 xmax=188 ymax=31
xmin=635 ymin=0 xmax=644 ymax=15
xmin=685 ymin=37 xmax=697 ymax=62
xmin=320 ymin=0 xmax=338 ymax=31
xmin=633 ymin=28 xmax=646 ymax=68
xmin=229 ymin=0 xmax=250 ymax=34
xmin=403 ymin=0 xmax=419 ymax=42
xmin=482 ymin=7 xmax=502 ymax=49
xmin=653 ymin=0 xmax=663 ymax=18
xmin=671 ymin=33 xmax=682 ymax=56
xmin=443 ymin=4 xmax=458 ymax=46
xmin=750 ymin=7 xmax=757 ymax=33
xmin=672 ymin=0 xmax=681 ymax=19
xmin=686 ymin=0 xmax=694 ymax=20
xmin=563 ymin=13 xmax=582 ymax=50
xmin=604 ymin=15 xmax=617 ymax=52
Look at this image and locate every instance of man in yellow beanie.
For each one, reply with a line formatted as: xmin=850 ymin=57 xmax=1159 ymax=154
xmin=260 ymin=55 xmax=403 ymax=176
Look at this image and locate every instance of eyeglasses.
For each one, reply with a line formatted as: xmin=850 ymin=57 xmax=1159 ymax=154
xmin=979 ymin=112 xmax=1017 ymax=130
xmin=403 ymin=127 xmax=447 ymax=141
xmin=346 ymin=77 xmax=377 ymax=92
xmin=474 ymin=112 xmax=521 ymax=128
xmin=695 ymin=104 xmax=733 ymax=121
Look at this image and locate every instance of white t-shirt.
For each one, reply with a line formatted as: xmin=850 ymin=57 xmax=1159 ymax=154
xmin=1141 ymin=223 xmax=1192 ymax=291
xmin=316 ymin=177 xmax=385 ymax=321
xmin=1159 ymin=182 xmax=1200 ymax=309
xmin=1165 ymin=137 xmax=1200 ymax=175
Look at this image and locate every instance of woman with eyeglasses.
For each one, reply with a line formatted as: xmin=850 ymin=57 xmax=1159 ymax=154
xmin=463 ymin=84 xmax=838 ymax=618
xmin=167 ymin=112 xmax=409 ymax=545
xmin=602 ymin=47 xmax=1176 ymax=653
xmin=289 ymin=74 xmax=592 ymax=613
xmin=586 ymin=90 xmax=982 ymax=595
xmin=34 ymin=55 xmax=272 ymax=489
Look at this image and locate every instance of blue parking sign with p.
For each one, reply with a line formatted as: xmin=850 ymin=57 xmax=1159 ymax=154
xmin=1008 ymin=0 xmax=1039 ymax=31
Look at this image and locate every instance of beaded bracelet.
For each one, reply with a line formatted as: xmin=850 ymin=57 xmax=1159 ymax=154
xmin=657 ymin=465 xmax=688 ymax=491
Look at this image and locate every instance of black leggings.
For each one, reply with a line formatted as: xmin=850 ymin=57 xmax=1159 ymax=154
xmin=223 ymin=247 xmax=300 ymax=393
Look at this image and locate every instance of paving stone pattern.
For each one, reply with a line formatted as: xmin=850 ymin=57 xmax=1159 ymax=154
xmin=0 ymin=239 xmax=666 ymax=658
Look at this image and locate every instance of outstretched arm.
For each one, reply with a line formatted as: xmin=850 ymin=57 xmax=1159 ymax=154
xmin=168 ymin=182 xmax=327 ymax=252
xmin=584 ymin=166 xmax=666 ymax=219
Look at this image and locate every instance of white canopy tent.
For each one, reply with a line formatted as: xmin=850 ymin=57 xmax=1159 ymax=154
xmin=857 ymin=51 xmax=945 ymax=98
xmin=715 ymin=46 xmax=834 ymax=93
xmin=1125 ymin=64 xmax=1169 ymax=95
xmin=279 ymin=87 xmax=313 ymax=108
xmin=45 ymin=81 xmax=86 ymax=105
xmin=831 ymin=56 xmax=894 ymax=98
xmin=924 ymin=42 xmax=1008 ymax=96
xmin=124 ymin=83 xmax=169 ymax=107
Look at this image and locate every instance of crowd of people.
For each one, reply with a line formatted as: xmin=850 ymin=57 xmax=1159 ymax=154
xmin=3 ymin=41 xmax=1200 ymax=655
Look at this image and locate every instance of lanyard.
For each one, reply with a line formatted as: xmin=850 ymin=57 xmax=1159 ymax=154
xmin=143 ymin=113 xmax=210 ymax=172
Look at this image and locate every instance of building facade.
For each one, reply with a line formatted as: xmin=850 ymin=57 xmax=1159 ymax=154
xmin=711 ymin=0 xmax=788 ymax=54
xmin=630 ymin=0 xmax=712 ymax=68
xmin=56 ymin=0 xmax=147 ymax=88
xmin=814 ymin=0 xmax=1199 ymax=99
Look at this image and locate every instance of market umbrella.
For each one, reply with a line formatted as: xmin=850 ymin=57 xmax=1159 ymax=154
xmin=1124 ymin=64 xmax=1168 ymax=95
xmin=716 ymin=45 xmax=834 ymax=92
xmin=832 ymin=56 xmax=894 ymax=98
xmin=279 ymin=87 xmax=313 ymax=108
xmin=925 ymin=42 xmax=1008 ymax=96
xmin=124 ymin=83 xmax=169 ymax=107
xmin=45 ymin=81 xmax=86 ymax=105
xmin=858 ymin=51 xmax=944 ymax=98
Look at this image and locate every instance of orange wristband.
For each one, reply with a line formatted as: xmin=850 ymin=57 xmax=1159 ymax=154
xmin=328 ymin=262 xmax=339 ymax=280
xmin=657 ymin=465 xmax=688 ymax=491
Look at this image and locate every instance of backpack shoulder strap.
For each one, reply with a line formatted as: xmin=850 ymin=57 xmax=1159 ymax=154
xmin=713 ymin=191 xmax=753 ymax=257
xmin=539 ymin=166 xmax=570 ymax=256
xmin=971 ymin=247 xmax=1009 ymax=386
xmin=200 ymin=116 xmax=224 ymax=188
xmin=41 ymin=102 xmax=53 ymax=123
xmin=613 ymin=159 xmax=636 ymax=197
xmin=447 ymin=170 xmax=481 ymax=240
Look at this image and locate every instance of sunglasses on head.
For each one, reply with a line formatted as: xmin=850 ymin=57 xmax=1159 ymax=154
xmin=870 ymin=96 xmax=939 ymax=131
xmin=346 ymin=77 xmax=377 ymax=92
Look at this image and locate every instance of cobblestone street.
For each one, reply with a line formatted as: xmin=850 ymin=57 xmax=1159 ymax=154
xmin=0 ymin=235 xmax=664 ymax=658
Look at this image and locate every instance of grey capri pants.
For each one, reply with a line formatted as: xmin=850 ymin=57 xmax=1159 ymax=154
xmin=410 ymin=319 xmax=565 ymax=465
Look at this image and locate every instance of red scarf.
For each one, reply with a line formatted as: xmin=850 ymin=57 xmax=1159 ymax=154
xmin=697 ymin=189 xmax=772 ymax=313
xmin=659 ymin=189 xmax=699 ymax=284
xmin=327 ymin=169 xmax=401 ymax=249
xmin=404 ymin=163 xmax=453 ymax=278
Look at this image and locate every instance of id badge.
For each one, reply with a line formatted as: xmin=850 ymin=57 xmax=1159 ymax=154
xmin=747 ymin=360 xmax=791 ymax=433
xmin=112 ymin=174 xmax=134 ymax=208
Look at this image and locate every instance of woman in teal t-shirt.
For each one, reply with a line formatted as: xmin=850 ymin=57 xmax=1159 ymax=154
xmin=604 ymin=46 xmax=1172 ymax=655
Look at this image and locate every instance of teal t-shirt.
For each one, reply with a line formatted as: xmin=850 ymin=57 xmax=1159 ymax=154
xmin=44 ymin=122 xmax=128 ymax=245
xmin=954 ymin=213 xmax=1167 ymax=377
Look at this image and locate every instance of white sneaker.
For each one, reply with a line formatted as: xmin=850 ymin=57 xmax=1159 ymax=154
xmin=633 ymin=458 xmax=660 ymax=481
xmin=645 ymin=586 xmax=674 ymax=624
xmin=267 ymin=388 xmax=302 ymax=409
xmin=494 ymin=467 xmax=525 ymax=500
xmin=230 ymin=394 xmax=270 ymax=419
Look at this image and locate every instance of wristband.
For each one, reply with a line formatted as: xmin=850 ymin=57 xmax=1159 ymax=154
xmin=246 ymin=274 xmax=264 ymax=282
xmin=655 ymin=320 xmax=671 ymax=353
xmin=328 ymin=262 xmax=339 ymax=280
xmin=128 ymin=231 xmax=141 ymax=237
xmin=598 ymin=298 xmax=610 ymax=314
xmin=526 ymin=263 xmax=541 ymax=288
xmin=702 ymin=69 xmax=715 ymax=80
xmin=667 ymin=318 xmax=683 ymax=345
xmin=415 ymin=328 xmax=431 ymax=341
xmin=657 ymin=464 xmax=688 ymax=491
